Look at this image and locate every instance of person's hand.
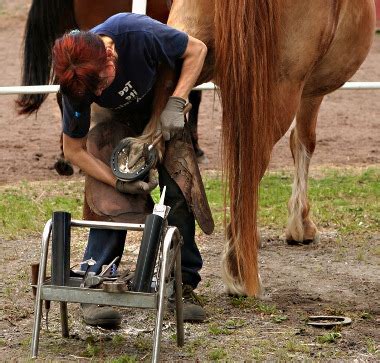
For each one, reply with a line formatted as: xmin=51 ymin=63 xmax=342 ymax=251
xmin=115 ymin=170 xmax=158 ymax=195
xmin=160 ymin=96 xmax=187 ymax=141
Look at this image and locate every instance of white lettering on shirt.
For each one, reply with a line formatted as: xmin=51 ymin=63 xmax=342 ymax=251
xmin=112 ymin=80 xmax=151 ymax=110
xmin=116 ymin=81 xmax=140 ymax=106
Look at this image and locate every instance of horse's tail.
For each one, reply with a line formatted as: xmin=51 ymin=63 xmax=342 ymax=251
xmin=215 ymin=1 xmax=279 ymax=295
xmin=16 ymin=0 xmax=76 ymax=115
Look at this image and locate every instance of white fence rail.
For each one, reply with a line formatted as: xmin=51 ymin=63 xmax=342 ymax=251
xmin=132 ymin=0 xmax=147 ymax=15
xmin=0 ymin=82 xmax=379 ymax=95
xmin=194 ymin=81 xmax=380 ymax=91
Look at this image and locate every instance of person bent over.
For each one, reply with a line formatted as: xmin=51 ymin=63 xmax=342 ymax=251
xmin=52 ymin=13 xmax=213 ymax=328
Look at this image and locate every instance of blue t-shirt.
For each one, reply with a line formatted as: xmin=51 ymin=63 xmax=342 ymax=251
xmin=62 ymin=13 xmax=188 ymax=138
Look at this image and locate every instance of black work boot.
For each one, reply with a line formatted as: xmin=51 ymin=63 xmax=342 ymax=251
xmin=169 ymin=285 xmax=206 ymax=322
xmin=81 ymin=304 xmax=122 ymax=328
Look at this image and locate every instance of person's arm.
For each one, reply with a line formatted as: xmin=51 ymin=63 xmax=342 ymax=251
xmin=63 ymin=134 xmax=158 ymax=193
xmin=160 ymin=35 xmax=207 ymax=140
xmin=172 ymin=35 xmax=207 ymax=100
xmin=63 ymin=133 xmax=117 ymax=187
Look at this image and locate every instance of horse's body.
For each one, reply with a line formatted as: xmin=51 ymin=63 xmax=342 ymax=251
xmin=74 ymin=0 xmax=170 ymax=30
xmin=145 ymin=0 xmax=374 ymax=295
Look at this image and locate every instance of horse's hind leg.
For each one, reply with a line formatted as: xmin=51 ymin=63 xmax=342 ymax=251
xmin=286 ymin=95 xmax=324 ymax=244
xmin=54 ymin=92 xmax=74 ymax=176
xmin=54 ymin=132 xmax=75 ymax=176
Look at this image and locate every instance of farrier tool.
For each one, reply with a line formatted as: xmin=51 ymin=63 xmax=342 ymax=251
xmin=31 ymin=211 xmax=185 ymax=360
xmin=110 ymin=103 xmax=192 ymax=182
xmin=132 ymin=186 xmax=170 ymax=292
xmin=79 ymin=258 xmax=96 ymax=288
xmin=110 ymin=134 xmax=162 ymax=182
xmin=83 ymin=256 xmax=120 ymax=288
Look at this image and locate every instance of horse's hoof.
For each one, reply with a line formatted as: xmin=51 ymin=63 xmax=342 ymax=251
xmin=54 ymin=158 xmax=74 ymax=176
xmin=197 ymin=154 xmax=209 ymax=164
xmin=286 ymin=239 xmax=313 ymax=245
xmin=286 ymin=236 xmax=318 ymax=246
xmin=194 ymin=147 xmax=205 ymax=158
xmin=286 ymin=239 xmax=303 ymax=246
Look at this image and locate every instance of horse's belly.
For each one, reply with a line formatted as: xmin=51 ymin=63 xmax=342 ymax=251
xmin=302 ymin=0 xmax=375 ymax=96
xmin=167 ymin=0 xmax=215 ymax=84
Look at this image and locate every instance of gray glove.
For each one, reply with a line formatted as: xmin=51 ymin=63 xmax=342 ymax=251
xmin=160 ymin=96 xmax=187 ymax=141
xmin=115 ymin=170 xmax=158 ymax=195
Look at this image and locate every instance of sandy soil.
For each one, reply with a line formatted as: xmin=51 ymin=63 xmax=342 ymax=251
xmin=0 ymin=1 xmax=379 ymax=361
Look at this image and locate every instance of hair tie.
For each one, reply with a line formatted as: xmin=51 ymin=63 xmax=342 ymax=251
xmin=69 ymin=29 xmax=80 ymax=35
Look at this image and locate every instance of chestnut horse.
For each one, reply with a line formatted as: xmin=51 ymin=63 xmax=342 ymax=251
xmin=139 ymin=0 xmax=375 ymax=296
xmin=18 ymin=0 xmax=375 ymax=296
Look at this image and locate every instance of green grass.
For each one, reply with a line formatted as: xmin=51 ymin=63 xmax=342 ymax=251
xmin=229 ymin=296 xmax=280 ymax=315
xmin=259 ymin=167 xmax=380 ymax=234
xmin=108 ymin=354 xmax=138 ymax=363
xmin=272 ymin=314 xmax=288 ymax=324
xmin=284 ymin=338 xmax=310 ymax=353
xmin=203 ymin=167 xmax=380 ymax=236
xmin=208 ymin=322 xmax=233 ymax=335
xmin=0 ymin=167 xmax=379 ymax=240
xmin=317 ymin=332 xmax=342 ymax=344
xmin=208 ymin=348 xmax=228 ymax=361
xmin=366 ymin=338 xmax=378 ymax=354
xmin=0 ymin=180 xmax=83 ymax=239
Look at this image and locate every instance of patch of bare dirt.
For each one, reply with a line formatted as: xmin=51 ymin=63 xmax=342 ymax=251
xmin=1 ymin=230 xmax=379 ymax=361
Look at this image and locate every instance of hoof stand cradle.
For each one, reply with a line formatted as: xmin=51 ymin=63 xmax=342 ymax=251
xmin=31 ymin=211 xmax=184 ymax=363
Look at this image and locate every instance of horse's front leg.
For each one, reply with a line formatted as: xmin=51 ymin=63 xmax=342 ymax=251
xmin=286 ymin=96 xmax=323 ymax=244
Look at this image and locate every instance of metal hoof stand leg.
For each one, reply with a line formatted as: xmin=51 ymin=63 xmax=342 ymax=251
xmin=30 ymin=211 xmax=184 ymax=363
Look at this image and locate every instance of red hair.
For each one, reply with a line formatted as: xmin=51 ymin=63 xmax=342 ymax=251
xmin=52 ymin=31 xmax=107 ymax=102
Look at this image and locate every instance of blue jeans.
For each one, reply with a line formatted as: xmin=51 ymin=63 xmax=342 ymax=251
xmin=82 ymin=166 xmax=203 ymax=289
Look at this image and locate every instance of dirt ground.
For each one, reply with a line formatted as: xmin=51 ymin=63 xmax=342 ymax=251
xmin=0 ymin=1 xmax=379 ymax=361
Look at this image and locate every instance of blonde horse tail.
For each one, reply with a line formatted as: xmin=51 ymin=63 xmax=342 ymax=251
xmin=215 ymin=0 xmax=279 ymax=296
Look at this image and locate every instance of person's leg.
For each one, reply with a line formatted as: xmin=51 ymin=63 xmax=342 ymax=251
xmin=80 ymin=228 xmax=126 ymax=328
xmin=79 ymin=105 xmax=149 ymax=329
xmin=82 ymin=229 xmax=127 ymax=274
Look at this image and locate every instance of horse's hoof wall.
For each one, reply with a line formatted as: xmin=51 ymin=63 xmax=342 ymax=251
xmin=286 ymin=239 xmax=302 ymax=246
xmin=302 ymin=239 xmax=314 ymax=245
xmin=54 ymin=159 xmax=74 ymax=176
xmin=286 ymin=238 xmax=318 ymax=246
